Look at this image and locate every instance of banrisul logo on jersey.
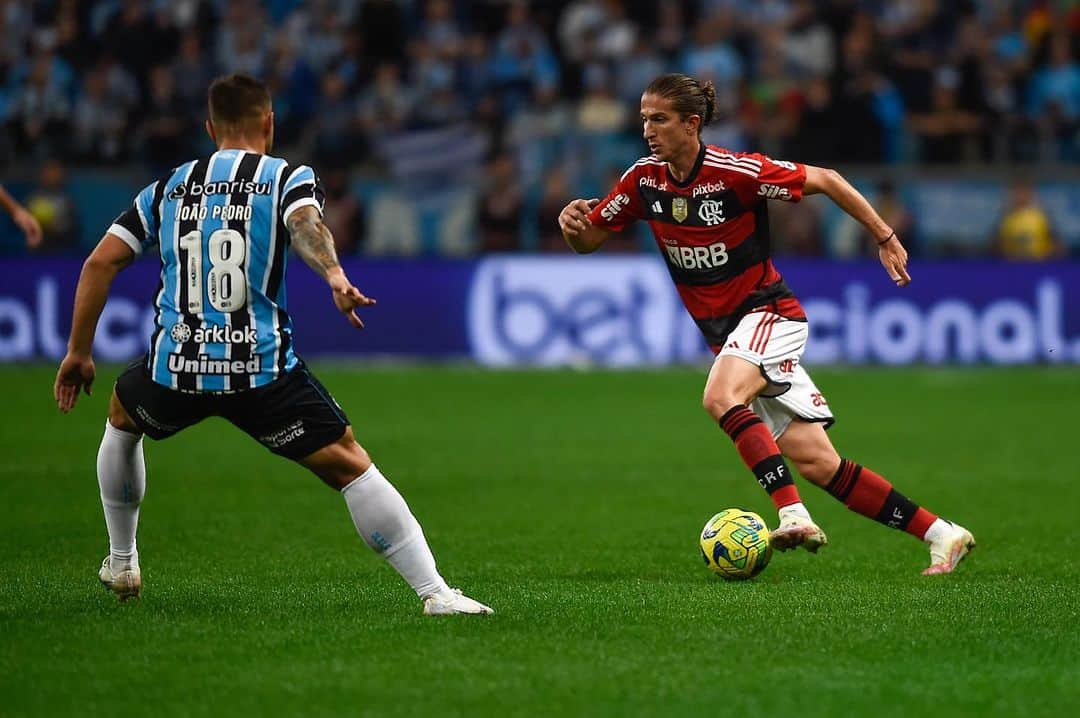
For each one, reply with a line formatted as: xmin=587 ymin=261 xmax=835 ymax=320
xmin=167 ymin=178 xmax=272 ymax=201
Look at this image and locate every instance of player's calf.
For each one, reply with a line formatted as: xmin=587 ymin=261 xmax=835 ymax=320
xmin=718 ymin=405 xmax=804 ymax=512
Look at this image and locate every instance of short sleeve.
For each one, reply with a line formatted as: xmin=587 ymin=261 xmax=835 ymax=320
xmin=108 ymin=180 xmax=161 ymax=255
xmin=731 ymin=152 xmax=807 ymax=203
xmin=280 ymin=164 xmax=326 ymax=222
xmin=587 ymin=164 xmax=647 ymax=232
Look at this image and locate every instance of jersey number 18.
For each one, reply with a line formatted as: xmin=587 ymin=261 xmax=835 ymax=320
xmin=178 ymin=229 xmax=248 ymax=313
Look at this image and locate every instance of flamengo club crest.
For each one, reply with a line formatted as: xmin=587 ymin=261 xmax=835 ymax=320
xmin=672 ymin=197 xmax=688 ymax=223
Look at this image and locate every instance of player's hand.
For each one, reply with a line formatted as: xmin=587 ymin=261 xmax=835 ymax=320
xmin=54 ymin=352 xmax=95 ymax=413
xmin=558 ymin=198 xmax=599 ymax=238
xmin=14 ymin=207 xmax=43 ymax=249
xmin=878 ymin=233 xmax=911 ymax=287
xmin=328 ymin=268 xmax=376 ymax=329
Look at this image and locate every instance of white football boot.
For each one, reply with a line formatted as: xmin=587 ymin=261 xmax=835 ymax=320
xmin=770 ymin=511 xmax=828 ymax=553
xmin=922 ymin=521 xmax=976 ymax=576
xmin=98 ymin=556 xmax=142 ymax=601
xmin=422 ymin=587 xmax=494 ymax=616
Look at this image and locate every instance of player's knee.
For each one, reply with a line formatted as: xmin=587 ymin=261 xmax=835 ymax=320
xmin=702 ymin=389 xmax=740 ymax=421
xmin=107 ymin=390 xmax=140 ymax=434
xmin=327 ymin=434 xmax=372 ymax=487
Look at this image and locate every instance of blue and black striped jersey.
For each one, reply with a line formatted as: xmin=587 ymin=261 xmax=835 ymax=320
xmin=109 ymin=150 xmax=324 ymax=392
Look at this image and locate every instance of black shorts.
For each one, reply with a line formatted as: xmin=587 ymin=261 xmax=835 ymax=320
xmin=115 ymin=357 xmax=349 ymax=461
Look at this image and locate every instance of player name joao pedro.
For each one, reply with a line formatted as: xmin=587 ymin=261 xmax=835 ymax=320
xmin=176 ymin=204 xmax=254 ymax=222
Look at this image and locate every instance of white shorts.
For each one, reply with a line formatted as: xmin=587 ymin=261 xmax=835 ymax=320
xmin=715 ymin=311 xmax=835 ymax=440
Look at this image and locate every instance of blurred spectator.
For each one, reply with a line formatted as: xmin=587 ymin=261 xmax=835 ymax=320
xmin=770 ymin=195 xmax=825 ymax=257
xmin=137 ymin=65 xmax=194 ymax=173
xmin=908 ymin=68 xmax=983 ymax=163
xmin=358 ymin=63 xmax=415 ymax=137
xmin=577 ymin=67 xmax=629 ymax=135
xmin=845 ymin=179 xmax=917 ymax=258
xmin=616 ymin=36 xmax=665 ymax=106
xmin=71 ymin=63 xmax=130 ymax=163
xmin=1 ymin=0 xmax=1077 ymax=259
xmin=321 ymin=168 xmax=363 ymax=255
xmin=312 ymin=71 xmax=366 ymax=167
xmin=994 ymin=181 xmax=1062 ymax=261
xmin=680 ymin=10 xmax=744 ymax=111
xmin=1026 ymin=31 xmax=1079 ymax=162
xmin=23 ymin=159 xmax=79 ymax=253
xmin=6 ymin=50 xmax=72 ymax=158
xmin=477 ymin=152 xmax=525 ymax=253
xmin=217 ymin=1 xmax=268 ymax=78
xmin=491 ymin=1 xmax=559 ymax=114
xmin=782 ymin=0 xmax=835 ymax=78
xmin=652 ymin=0 xmax=686 ymax=60
xmin=536 ymin=167 xmax=574 ymax=253
xmin=787 ymin=76 xmax=839 ymax=164
xmin=171 ymin=31 xmax=216 ymax=114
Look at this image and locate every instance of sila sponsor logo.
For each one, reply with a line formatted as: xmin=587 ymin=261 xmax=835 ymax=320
xmin=167 ymin=353 xmax=262 ymax=375
xmin=600 ymin=193 xmax=630 ymax=221
xmin=692 ymin=181 xmax=726 ymax=198
xmin=170 ymin=322 xmax=257 ymax=345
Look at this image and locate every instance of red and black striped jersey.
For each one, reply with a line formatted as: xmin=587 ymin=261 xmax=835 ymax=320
xmin=587 ymin=143 xmax=807 ymax=352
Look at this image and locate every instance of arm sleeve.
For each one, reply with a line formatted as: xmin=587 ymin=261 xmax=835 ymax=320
xmin=280 ymin=164 xmax=326 ymax=223
xmin=586 ymin=166 xmax=646 ymax=232
xmin=729 ymin=152 xmax=807 ymax=204
xmin=107 ymin=180 xmax=161 ymax=255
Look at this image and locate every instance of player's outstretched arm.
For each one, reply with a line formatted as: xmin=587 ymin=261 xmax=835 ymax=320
xmin=55 ymin=234 xmax=135 ymax=412
xmin=559 ymin=198 xmax=612 ymax=254
xmin=286 ymin=205 xmax=375 ymax=329
xmin=803 ymin=165 xmax=911 ymax=287
xmin=0 ymin=183 xmax=43 ymax=248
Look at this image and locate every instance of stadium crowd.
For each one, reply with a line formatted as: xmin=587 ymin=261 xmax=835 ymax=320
xmin=1 ymin=0 xmax=1077 ymax=256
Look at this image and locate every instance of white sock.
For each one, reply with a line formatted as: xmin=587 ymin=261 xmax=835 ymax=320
xmin=779 ymin=502 xmax=812 ymax=521
xmin=922 ymin=518 xmax=952 ymax=544
xmin=341 ymin=464 xmax=449 ymax=599
xmin=97 ymin=421 xmax=146 ymax=570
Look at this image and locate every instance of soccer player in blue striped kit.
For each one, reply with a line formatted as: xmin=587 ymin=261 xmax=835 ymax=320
xmin=53 ymin=74 xmax=491 ymax=615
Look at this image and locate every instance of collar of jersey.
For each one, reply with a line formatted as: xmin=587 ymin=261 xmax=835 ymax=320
xmin=667 ymin=142 xmax=707 ymax=189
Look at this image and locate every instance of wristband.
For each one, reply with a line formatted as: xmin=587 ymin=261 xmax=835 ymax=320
xmin=877 ymin=231 xmax=896 ymax=246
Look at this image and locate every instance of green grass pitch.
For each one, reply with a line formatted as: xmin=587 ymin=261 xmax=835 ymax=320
xmin=2 ymin=364 xmax=1078 ymax=717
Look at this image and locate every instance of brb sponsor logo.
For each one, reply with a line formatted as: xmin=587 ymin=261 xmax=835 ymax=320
xmin=663 ymin=239 xmax=729 ymax=270
xmin=466 ymin=257 xmax=704 ymax=366
xmin=600 ymin=193 xmax=630 ymax=221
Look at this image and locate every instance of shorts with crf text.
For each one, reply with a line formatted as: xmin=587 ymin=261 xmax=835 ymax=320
xmin=716 ymin=311 xmax=834 ymax=439
xmin=115 ymin=357 xmax=349 ymax=460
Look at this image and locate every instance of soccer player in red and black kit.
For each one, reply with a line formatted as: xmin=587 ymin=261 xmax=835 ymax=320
xmin=558 ymin=74 xmax=974 ymax=575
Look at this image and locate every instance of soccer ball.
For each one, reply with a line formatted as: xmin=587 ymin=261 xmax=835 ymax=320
xmin=700 ymin=509 xmax=773 ymax=580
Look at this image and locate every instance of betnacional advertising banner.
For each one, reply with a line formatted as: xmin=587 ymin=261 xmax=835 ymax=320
xmin=2 ymin=257 xmax=1078 ymax=366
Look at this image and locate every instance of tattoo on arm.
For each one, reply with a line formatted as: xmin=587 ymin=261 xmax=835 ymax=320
xmin=286 ymin=206 xmax=339 ymax=279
